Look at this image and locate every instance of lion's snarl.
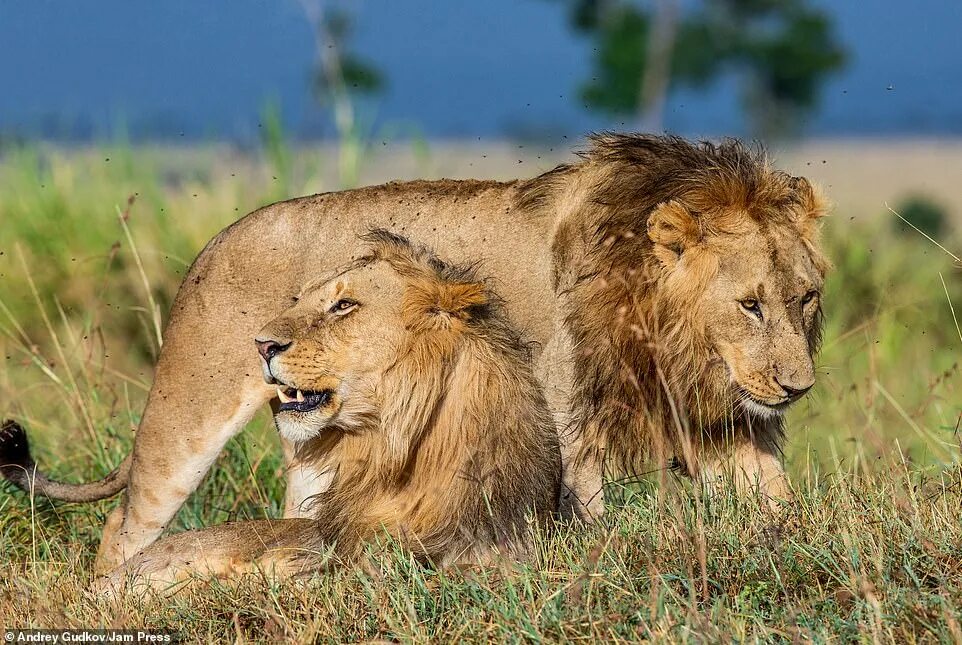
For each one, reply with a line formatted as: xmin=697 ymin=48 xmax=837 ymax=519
xmin=95 ymin=231 xmax=561 ymax=595
xmin=521 ymin=133 xmax=829 ymax=491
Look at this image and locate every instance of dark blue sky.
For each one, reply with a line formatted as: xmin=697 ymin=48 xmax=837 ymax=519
xmin=2 ymin=1 xmax=960 ymax=140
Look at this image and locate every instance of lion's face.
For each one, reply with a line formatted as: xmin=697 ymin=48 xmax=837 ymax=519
xmin=255 ymin=260 xmax=407 ymax=443
xmin=699 ymin=224 xmax=823 ymax=419
xmin=647 ymin=191 xmax=827 ymax=421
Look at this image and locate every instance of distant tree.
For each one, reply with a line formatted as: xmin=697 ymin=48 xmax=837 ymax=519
xmin=298 ymin=0 xmax=383 ymax=137
xmin=557 ymin=0 xmax=847 ymax=138
xmin=308 ymin=8 xmax=383 ymax=103
xmin=298 ymin=0 xmax=384 ymax=186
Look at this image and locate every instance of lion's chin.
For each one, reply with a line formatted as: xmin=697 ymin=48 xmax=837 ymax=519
xmin=737 ymin=393 xmax=790 ymax=420
xmin=273 ymin=387 xmax=340 ymax=444
xmin=275 ymin=417 xmax=332 ymax=444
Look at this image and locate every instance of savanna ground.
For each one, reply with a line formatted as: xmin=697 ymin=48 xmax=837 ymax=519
xmin=0 ymin=136 xmax=960 ymax=642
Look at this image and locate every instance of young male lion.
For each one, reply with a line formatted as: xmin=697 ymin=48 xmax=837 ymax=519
xmin=94 ymin=230 xmax=560 ymax=596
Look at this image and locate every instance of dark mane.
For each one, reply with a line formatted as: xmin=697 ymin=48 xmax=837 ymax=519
xmin=518 ymin=132 xmax=802 ymax=228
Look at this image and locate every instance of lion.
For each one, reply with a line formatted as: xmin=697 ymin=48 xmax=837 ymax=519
xmin=92 ymin=230 xmax=560 ymax=596
xmin=0 ymin=133 xmax=827 ymax=574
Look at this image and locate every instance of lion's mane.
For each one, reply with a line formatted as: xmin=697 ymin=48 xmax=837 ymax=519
xmin=519 ymin=133 xmax=829 ymax=475
xmin=296 ymin=230 xmax=561 ymax=564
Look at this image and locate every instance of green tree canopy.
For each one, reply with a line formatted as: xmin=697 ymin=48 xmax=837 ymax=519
xmin=560 ymin=0 xmax=847 ymax=138
xmin=309 ymin=8 xmax=384 ymax=105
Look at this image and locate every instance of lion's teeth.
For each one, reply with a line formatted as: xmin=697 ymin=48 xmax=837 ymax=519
xmin=277 ymin=387 xmax=293 ymax=403
xmin=295 ymin=389 xmax=305 ymax=402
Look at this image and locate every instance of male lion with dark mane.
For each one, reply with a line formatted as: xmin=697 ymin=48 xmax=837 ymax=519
xmin=0 ymin=133 xmax=828 ymax=574
xmin=89 ymin=230 xmax=560 ymax=597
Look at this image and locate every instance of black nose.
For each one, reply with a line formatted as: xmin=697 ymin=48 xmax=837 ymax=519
xmin=255 ymin=339 xmax=290 ymax=361
xmin=777 ymin=380 xmax=813 ymax=400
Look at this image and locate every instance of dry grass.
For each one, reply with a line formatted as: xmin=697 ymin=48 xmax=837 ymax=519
xmin=3 ymin=465 xmax=960 ymax=641
xmin=0 ymin=140 xmax=960 ymax=641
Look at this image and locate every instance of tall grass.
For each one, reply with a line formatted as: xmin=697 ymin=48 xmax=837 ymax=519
xmin=0 ymin=141 xmax=960 ymax=640
xmin=3 ymin=466 xmax=960 ymax=641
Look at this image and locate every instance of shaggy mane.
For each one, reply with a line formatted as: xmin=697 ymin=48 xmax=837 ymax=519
xmin=298 ymin=230 xmax=559 ymax=564
xmin=517 ymin=133 xmax=828 ymax=476
xmin=519 ymin=132 xmax=811 ymax=223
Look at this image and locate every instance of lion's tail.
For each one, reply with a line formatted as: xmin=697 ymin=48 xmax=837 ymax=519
xmin=0 ymin=419 xmax=130 ymax=502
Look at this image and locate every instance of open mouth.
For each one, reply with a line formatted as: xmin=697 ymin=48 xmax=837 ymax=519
xmin=275 ymin=386 xmax=333 ymax=413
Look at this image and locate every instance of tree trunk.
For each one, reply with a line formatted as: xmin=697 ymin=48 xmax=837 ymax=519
xmin=638 ymin=0 xmax=678 ymax=133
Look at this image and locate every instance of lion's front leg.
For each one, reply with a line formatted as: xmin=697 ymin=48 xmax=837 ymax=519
xmin=558 ymin=431 xmax=606 ymax=522
xmin=93 ymin=519 xmax=319 ymax=600
xmin=696 ymin=423 xmax=793 ymax=511
xmin=280 ymin=435 xmax=336 ymax=518
xmin=537 ymin=324 xmax=605 ymax=522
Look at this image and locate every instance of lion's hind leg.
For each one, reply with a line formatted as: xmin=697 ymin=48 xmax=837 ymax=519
xmin=96 ymin=386 xmax=267 ymax=575
xmin=93 ymin=519 xmax=321 ymax=601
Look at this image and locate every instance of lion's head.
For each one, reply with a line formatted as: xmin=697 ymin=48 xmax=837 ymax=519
xmin=254 ymin=230 xmax=492 ymax=445
xmin=525 ymin=134 xmax=829 ymax=469
xmin=645 ymin=179 xmax=827 ymax=420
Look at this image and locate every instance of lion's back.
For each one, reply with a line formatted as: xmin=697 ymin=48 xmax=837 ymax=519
xmin=168 ymin=177 xmax=559 ymax=351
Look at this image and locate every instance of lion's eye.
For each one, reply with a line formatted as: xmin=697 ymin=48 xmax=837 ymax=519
xmin=739 ymin=298 xmax=762 ymax=319
xmin=329 ymin=299 xmax=357 ymax=315
xmin=801 ymin=290 xmax=819 ymax=306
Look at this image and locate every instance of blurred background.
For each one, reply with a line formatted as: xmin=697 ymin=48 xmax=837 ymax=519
xmin=0 ymin=0 xmax=959 ymax=491
xmin=3 ymin=0 xmax=961 ymax=139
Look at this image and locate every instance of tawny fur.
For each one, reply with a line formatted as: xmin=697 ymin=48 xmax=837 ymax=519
xmin=284 ymin=232 xmax=561 ymax=564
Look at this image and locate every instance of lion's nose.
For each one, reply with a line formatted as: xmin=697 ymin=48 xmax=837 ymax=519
xmin=255 ymin=338 xmax=291 ymax=361
xmin=776 ymin=378 xmax=813 ymax=401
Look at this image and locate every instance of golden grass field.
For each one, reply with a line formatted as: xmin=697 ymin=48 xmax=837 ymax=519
xmin=0 ymin=138 xmax=960 ymax=641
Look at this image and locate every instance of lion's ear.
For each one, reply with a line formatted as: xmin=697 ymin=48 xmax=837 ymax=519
xmin=647 ymin=200 xmax=700 ymax=267
xmin=791 ymin=176 xmax=830 ymax=238
xmin=437 ymin=282 xmax=488 ymax=319
xmin=404 ymin=280 xmax=489 ymax=331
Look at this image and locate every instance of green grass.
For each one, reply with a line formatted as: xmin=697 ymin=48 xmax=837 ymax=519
xmin=0 ymin=141 xmax=960 ymax=641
